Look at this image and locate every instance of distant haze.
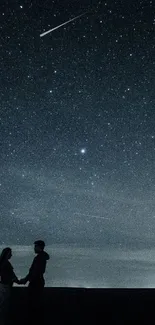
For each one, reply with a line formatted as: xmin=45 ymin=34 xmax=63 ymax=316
xmin=2 ymin=245 xmax=155 ymax=288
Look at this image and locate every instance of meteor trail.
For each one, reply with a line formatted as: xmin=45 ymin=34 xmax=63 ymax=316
xmin=74 ymin=212 xmax=110 ymax=220
xmin=40 ymin=12 xmax=86 ymax=37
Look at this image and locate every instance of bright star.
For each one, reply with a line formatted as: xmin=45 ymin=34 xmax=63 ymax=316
xmin=80 ymin=148 xmax=86 ymax=154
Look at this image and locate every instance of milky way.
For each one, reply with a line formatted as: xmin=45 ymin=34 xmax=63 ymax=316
xmin=0 ymin=0 xmax=155 ymax=252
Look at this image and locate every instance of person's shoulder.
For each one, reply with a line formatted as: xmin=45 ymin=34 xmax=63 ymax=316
xmin=43 ymin=251 xmax=50 ymax=260
xmin=38 ymin=251 xmax=50 ymax=260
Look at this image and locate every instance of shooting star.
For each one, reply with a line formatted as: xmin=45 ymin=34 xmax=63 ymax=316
xmin=74 ymin=212 xmax=110 ymax=220
xmin=40 ymin=12 xmax=86 ymax=37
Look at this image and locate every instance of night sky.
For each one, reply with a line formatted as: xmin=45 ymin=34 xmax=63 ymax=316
xmin=1 ymin=0 xmax=155 ymax=248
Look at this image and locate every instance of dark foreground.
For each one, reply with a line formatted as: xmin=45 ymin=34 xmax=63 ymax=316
xmin=7 ymin=288 xmax=155 ymax=324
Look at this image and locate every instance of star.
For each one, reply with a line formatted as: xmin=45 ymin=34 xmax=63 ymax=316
xmin=80 ymin=148 xmax=86 ymax=154
xmin=1 ymin=0 xmax=155 ymax=288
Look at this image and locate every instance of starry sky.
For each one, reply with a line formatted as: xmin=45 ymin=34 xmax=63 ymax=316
xmin=1 ymin=0 xmax=155 ymax=247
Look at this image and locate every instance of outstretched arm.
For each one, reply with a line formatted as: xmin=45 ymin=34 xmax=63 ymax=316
xmin=18 ymin=259 xmax=35 ymax=284
xmin=12 ymin=272 xmax=20 ymax=284
xmin=18 ymin=272 xmax=32 ymax=284
xmin=18 ymin=256 xmax=47 ymax=284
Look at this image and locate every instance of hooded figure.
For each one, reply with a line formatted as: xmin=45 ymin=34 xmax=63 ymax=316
xmin=20 ymin=240 xmax=50 ymax=287
xmin=19 ymin=240 xmax=50 ymax=324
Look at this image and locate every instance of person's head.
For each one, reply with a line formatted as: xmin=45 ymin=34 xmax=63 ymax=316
xmin=0 ymin=247 xmax=12 ymax=267
xmin=34 ymin=240 xmax=45 ymax=254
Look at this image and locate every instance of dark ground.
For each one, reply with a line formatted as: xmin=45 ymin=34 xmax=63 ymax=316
xmin=6 ymin=288 xmax=155 ymax=324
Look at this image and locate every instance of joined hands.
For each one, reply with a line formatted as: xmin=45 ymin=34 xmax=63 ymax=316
xmin=18 ymin=278 xmax=27 ymax=285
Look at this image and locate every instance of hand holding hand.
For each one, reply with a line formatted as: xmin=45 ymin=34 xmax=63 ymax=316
xmin=12 ymin=277 xmax=21 ymax=285
xmin=18 ymin=278 xmax=27 ymax=285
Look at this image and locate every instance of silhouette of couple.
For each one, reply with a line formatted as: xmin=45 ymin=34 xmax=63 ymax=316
xmin=0 ymin=240 xmax=50 ymax=324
